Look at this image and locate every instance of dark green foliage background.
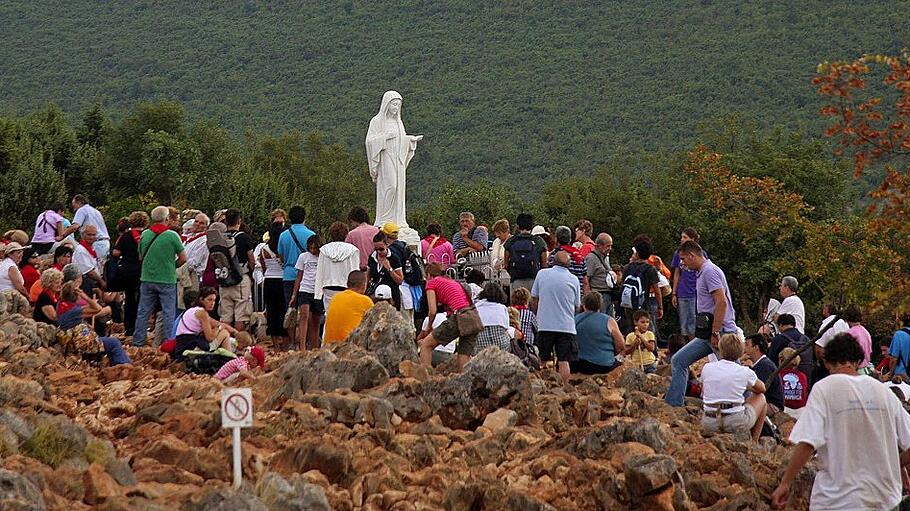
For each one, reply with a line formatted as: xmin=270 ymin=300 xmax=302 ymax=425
xmin=1 ymin=1 xmax=908 ymax=195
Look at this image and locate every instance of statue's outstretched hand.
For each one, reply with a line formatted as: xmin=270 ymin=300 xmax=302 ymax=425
xmin=413 ymin=135 xmax=424 ymax=142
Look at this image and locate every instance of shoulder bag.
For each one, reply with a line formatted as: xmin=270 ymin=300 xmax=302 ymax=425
xmin=454 ymin=282 xmax=483 ymax=337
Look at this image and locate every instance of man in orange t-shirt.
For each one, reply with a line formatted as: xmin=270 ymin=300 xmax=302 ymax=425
xmin=323 ymin=270 xmax=374 ymax=344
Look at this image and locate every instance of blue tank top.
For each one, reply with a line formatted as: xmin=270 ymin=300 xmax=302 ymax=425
xmin=574 ymin=311 xmax=615 ymax=366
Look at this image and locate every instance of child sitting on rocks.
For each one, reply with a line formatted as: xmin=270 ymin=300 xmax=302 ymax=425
xmin=214 ymin=345 xmax=265 ymax=383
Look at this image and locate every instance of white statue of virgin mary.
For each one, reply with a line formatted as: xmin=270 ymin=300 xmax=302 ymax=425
xmin=365 ymin=91 xmax=423 ymax=229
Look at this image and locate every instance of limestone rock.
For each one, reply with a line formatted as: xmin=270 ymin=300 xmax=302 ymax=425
xmin=186 ymin=488 xmax=268 ymax=511
xmin=271 ymin=437 xmax=353 ymax=485
xmin=0 ymin=291 xmax=30 ymax=319
xmin=0 ymin=409 xmax=33 ymax=440
xmin=0 ymin=468 xmax=46 ymax=511
xmin=623 ymin=454 xmax=677 ymax=497
xmin=299 ymin=391 xmax=395 ymax=429
xmin=133 ymin=435 xmax=228 ymax=480
xmin=481 ymin=408 xmax=518 ymax=433
xmin=572 ymin=418 xmax=666 ymax=458
xmin=266 ymin=350 xmax=389 ymax=407
xmin=257 ymin=472 xmax=331 ymax=511
xmin=426 ymin=347 xmax=534 ymax=430
xmin=344 ymin=302 xmax=418 ymax=376
xmin=83 ymin=462 xmax=120 ymax=504
xmin=0 ymin=376 xmax=46 ymax=406
xmin=105 ymin=458 xmax=137 ymax=487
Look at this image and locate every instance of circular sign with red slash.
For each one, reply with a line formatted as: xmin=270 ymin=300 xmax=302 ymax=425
xmin=221 ymin=388 xmax=253 ymax=428
xmin=224 ymin=393 xmax=249 ymax=422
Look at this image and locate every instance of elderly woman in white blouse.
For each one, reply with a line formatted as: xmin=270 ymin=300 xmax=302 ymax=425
xmin=0 ymin=242 xmax=30 ymax=299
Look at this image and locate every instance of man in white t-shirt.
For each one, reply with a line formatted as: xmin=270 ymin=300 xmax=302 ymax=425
xmin=772 ymin=332 xmax=910 ymax=510
xmin=774 ymin=276 xmax=805 ymax=333
xmin=63 ymin=194 xmax=111 ymax=260
xmin=813 ymin=303 xmax=851 ymax=380
xmin=72 ymin=225 xmax=105 ymax=293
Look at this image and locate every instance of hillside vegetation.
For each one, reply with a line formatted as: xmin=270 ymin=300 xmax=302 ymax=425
xmin=1 ymin=1 xmax=908 ymax=192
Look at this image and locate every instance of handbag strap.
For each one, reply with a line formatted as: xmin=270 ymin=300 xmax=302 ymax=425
xmin=288 ymin=228 xmax=305 ymax=252
xmin=457 ymin=281 xmax=475 ymax=306
xmin=140 ymin=231 xmax=163 ymax=260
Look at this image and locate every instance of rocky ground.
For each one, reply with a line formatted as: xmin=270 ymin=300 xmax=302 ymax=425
xmin=0 ymin=297 xmax=814 ymax=510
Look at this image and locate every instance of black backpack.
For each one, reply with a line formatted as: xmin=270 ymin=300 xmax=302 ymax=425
xmin=210 ymin=233 xmax=243 ymax=287
xmin=390 ymin=241 xmax=425 ymax=286
xmin=508 ymin=234 xmax=540 ymax=279
xmin=185 ymin=353 xmax=237 ymax=375
xmin=620 ymin=263 xmax=646 ymax=310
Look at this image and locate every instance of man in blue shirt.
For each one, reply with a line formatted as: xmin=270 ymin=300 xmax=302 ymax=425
xmin=886 ymin=314 xmax=910 ymax=379
xmin=745 ymin=334 xmax=784 ymax=413
xmin=277 ymin=205 xmax=315 ymax=304
xmin=531 ymin=251 xmax=581 ymax=382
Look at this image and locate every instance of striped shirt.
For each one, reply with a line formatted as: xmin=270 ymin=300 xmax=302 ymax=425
xmin=214 ymin=357 xmax=248 ymax=381
xmin=425 ymin=276 xmax=470 ymax=313
xmin=515 ymin=307 xmax=538 ymax=347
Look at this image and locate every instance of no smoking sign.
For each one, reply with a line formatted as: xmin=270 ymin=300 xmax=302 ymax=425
xmin=221 ymin=388 xmax=253 ymax=428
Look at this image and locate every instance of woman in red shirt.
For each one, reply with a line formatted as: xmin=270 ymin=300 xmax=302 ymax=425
xmin=18 ymin=248 xmax=41 ymax=300
xmin=418 ymin=263 xmax=479 ymax=371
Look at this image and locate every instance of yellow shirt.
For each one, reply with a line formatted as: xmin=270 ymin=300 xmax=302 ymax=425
xmin=323 ymin=290 xmax=374 ymax=344
xmin=625 ymin=330 xmax=657 ymax=366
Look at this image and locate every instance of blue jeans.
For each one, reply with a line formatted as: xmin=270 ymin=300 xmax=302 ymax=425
xmin=677 ymin=297 xmax=696 ymax=336
xmin=132 ymin=282 xmax=177 ymax=346
xmin=666 ymin=336 xmax=717 ymax=407
xmin=648 ymin=299 xmax=660 ymax=340
xmin=101 ymin=337 xmax=131 ymax=365
xmin=597 ymin=291 xmax=615 ymax=317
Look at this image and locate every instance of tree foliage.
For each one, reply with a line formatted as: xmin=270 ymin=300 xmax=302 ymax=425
xmin=0 ymin=1 xmax=907 ymax=194
xmin=813 ymin=52 xmax=910 ymax=315
xmin=0 ymin=101 xmax=373 ymax=236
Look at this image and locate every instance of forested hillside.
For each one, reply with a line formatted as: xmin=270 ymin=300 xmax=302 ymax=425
xmin=1 ymin=1 xmax=908 ymax=192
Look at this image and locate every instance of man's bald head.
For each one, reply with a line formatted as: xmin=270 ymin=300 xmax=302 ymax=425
xmin=554 ymin=250 xmax=571 ymax=268
xmin=595 ymin=233 xmax=613 ymax=255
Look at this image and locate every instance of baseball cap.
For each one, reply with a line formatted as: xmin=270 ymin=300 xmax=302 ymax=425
xmin=381 ymin=222 xmax=400 ymax=236
xmin=248 ymin=346 xmax=265 ymax=369
xmin=375 ymin=284 xmax=393 ymax=300
xmin=2 ymin=242 xmax=31 ymax=255
xmin=530 ymin=225 xmax=547 ymax=236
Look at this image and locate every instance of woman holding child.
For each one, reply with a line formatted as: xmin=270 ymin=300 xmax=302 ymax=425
xmin=55 ymin=270 xmax=131 ymax=366
xmin=173 ymin=287 xmax=238 ymax=360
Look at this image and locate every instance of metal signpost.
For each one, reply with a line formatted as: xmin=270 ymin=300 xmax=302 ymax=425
xmin=221 ymin=388 xmax=253 ymax=489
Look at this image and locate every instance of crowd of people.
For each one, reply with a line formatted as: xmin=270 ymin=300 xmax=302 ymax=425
xmin=3 ymin=196 xmax=910 ymax=508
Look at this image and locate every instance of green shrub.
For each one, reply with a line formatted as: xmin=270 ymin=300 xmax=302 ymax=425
xmin=22 ymin=423 xmax=80 ymax=468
